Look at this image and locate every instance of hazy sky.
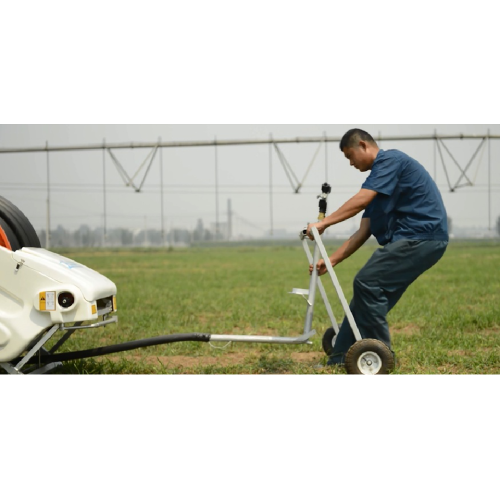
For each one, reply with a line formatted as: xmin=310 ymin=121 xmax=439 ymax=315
xmin=0 ymin=124 xmax=498 ymax=238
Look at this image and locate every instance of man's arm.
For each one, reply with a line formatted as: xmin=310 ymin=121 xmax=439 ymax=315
xmin=309 ymin=218 xmax=372 ymax=276
xmin=307 ymin=188 xmax=377 ymax=239
xmin=329 ymin=217 xmax=372 ymax=266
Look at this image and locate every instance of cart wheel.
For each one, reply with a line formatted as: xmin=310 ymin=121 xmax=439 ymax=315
xmin=345 ymin=339 xmax=395 ymax=375
xmin=0 ymin=196 xmax=41 ymax=249
xmin=322 ymin=327 xmax=337 ymax=356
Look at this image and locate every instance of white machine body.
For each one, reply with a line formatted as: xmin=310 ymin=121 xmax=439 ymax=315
xmin=0 ymin=246 xmax=117 ymax=363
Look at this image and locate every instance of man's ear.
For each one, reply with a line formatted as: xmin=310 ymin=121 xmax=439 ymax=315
xmin=358 ymin=140 xmax=367 ymax=152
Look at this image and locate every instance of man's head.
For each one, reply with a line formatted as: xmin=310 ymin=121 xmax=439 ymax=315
xmin=340 ymin=129 xmax=379 ymax=172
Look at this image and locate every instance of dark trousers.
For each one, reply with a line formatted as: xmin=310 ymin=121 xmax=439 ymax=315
xmin=328 ymin=239 xmax=448 ymax=364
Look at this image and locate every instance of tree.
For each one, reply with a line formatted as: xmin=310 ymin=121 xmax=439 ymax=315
xmin=497 ymin=216 xmax=500 ymax=237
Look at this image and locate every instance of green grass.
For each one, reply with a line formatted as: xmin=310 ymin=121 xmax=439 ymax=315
xmin=23 ymin=240 xmax=500 ymax=374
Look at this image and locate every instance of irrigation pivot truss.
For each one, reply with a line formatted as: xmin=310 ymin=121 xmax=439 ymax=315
xmin=0 ymin=132 xmax=497 ymax=247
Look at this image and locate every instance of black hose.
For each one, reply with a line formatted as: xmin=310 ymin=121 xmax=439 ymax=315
xmin=19 ymin=333 xmax=211 ymax=365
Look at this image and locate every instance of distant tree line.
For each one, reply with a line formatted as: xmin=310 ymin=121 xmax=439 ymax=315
xmin=37 ymin=219 xmax=225 ymax=248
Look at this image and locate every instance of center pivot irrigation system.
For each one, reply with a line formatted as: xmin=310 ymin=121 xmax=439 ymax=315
xmin=0 ymin=131 xmax=498 ymax=247
xmin=0 ymin=186 xmax=393 ymax=376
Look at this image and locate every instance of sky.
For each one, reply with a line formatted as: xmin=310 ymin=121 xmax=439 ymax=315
xmin=0 ymin=124 xmax=498 ymax=239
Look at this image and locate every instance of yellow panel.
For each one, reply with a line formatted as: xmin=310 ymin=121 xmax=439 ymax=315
xmin=91 ymin=304 xmax=97 ymax=315
xmin=39 ymin=291 xmax=46 ymax=311
xmin=113 ymin=296 xmax=117 ymax=312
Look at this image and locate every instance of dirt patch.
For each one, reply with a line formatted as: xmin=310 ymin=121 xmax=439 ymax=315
xmin=290 ymin=352 xmax=323 ymax=363
xmin=447 ymin=349 xmax=469 ymax=357
xmin=392 ymin=324 xmax=421 ymax=336
xmin=481 ymin=328 xmax=500 ymax=335
xmin=110 ymin=350 xmax=322 ymax=369
xmin=435 ymin=364 xmax=468 ymax=375
xmin=140 ymin=352 xmax=247 ymax=368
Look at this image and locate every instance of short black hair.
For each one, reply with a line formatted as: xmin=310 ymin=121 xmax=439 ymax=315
xmin=339 ymin=129 xmax=376 ymax=151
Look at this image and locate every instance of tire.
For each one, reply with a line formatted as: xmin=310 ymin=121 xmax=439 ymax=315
xmin=322 ymin=327 xmax=337 ymax=356
xmin=345 ymin=339 xmax=395 ymax=375
xmin=0 ymin=216 xmax=21 ymax=250
xmin=0 ymin=196 xmax=41 ymax=249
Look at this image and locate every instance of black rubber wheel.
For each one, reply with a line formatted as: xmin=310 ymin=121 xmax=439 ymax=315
xmin=322 ymin=327 xmax=337 ymax=356
xmin=0 ymin=196 xmax=41 ymax=249
xmin=0 ymin=215 xmax=21 ymax=250
xmin=345 ymin=339 xmax=395 ymax=375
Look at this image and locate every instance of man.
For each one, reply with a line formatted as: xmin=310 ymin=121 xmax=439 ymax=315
xmin=307 ymin=128 xmax=448 ymax=365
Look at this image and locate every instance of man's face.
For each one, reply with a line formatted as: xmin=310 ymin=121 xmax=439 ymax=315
xmin=342 ymin=142 xmax=374 ymax=172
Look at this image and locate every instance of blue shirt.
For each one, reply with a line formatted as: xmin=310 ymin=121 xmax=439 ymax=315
xmin=362 ymin=149 xmax=448 ymax=245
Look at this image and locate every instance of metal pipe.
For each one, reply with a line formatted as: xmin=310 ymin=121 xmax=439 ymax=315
xmin=50 ymin=322 xmax=83 ymax=354
xmin=303 ymin=243 xmax=320 ymax=335
xmin=488 ymin=128 xmax=491 ymax=230
xmin=209 ymin=334 xmax=313 ymax=345
xmin=451 ymin=137 xmax=487 ymax=190
xmin=215 ymin=136 xmax=219 ymax=240
xmin=103 ymin=138 xmax=107 ymax=247
xmin=436 ymin=139 xmax=454 ymax=192
xmin=159 ymin=136 xmax=165 ymax=246
xmin=15 ymin=324 xmax=60 ymax=370
xmin=227 ymin=198 xmax=232 ymax=240
xmin=433 ymin=129 xmax=437 ymax=182
xmin=269 ymin=134 xmax=273 ymax=237
xmin=61 ymin=316 xmax=118 ymax=331
xmin=301 ymin=238 xmax=339 ymax=333
xmin=4 ymin=134 xmax=500 ymax=154
xmin=311 ymin=227 xmax=362 ymax=342
xmin=46 ymin=141 xmax=51 ymax=249
xmin=324 ymin=130 xmax=328 ymax=182
xmin=136 ymin=145 xmax=159 ymax=192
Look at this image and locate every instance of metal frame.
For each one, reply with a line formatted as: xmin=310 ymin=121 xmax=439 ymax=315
xmin=208 ymin=226 xmax=360 ymax=346
xmin=2 ymin=133 xmax=500 ymax=154
xmin=0 ymin=315 xmax=118 ymax=375
xmin=2 ymin=133 xmax=496 ymax=195
xmin=0 ymin=131 xmax=498 ymax=248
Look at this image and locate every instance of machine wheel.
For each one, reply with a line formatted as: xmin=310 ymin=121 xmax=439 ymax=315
xmin=322 ymin=327 xmax=337 ymax=356
xmin=345 ymin=339 xmax=395 ymax=375
xmin=0 ymin=216 xmax=21 ymax=250
xmin=0 ymin=196 xmax=41 ymax=249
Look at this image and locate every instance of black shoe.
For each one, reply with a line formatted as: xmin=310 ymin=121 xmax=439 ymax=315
xmin=326 ymin=356 xmax=344 ymax=366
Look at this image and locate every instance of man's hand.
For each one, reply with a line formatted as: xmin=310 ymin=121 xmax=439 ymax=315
xmin=306 ymin=221 xmax=326 ymax=240
xmin=309 ymin=258 xmax=330 ymax=276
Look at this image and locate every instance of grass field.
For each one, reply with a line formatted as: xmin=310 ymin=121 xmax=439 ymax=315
xmin=34 ymin=240 xmax=500 ymax=374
